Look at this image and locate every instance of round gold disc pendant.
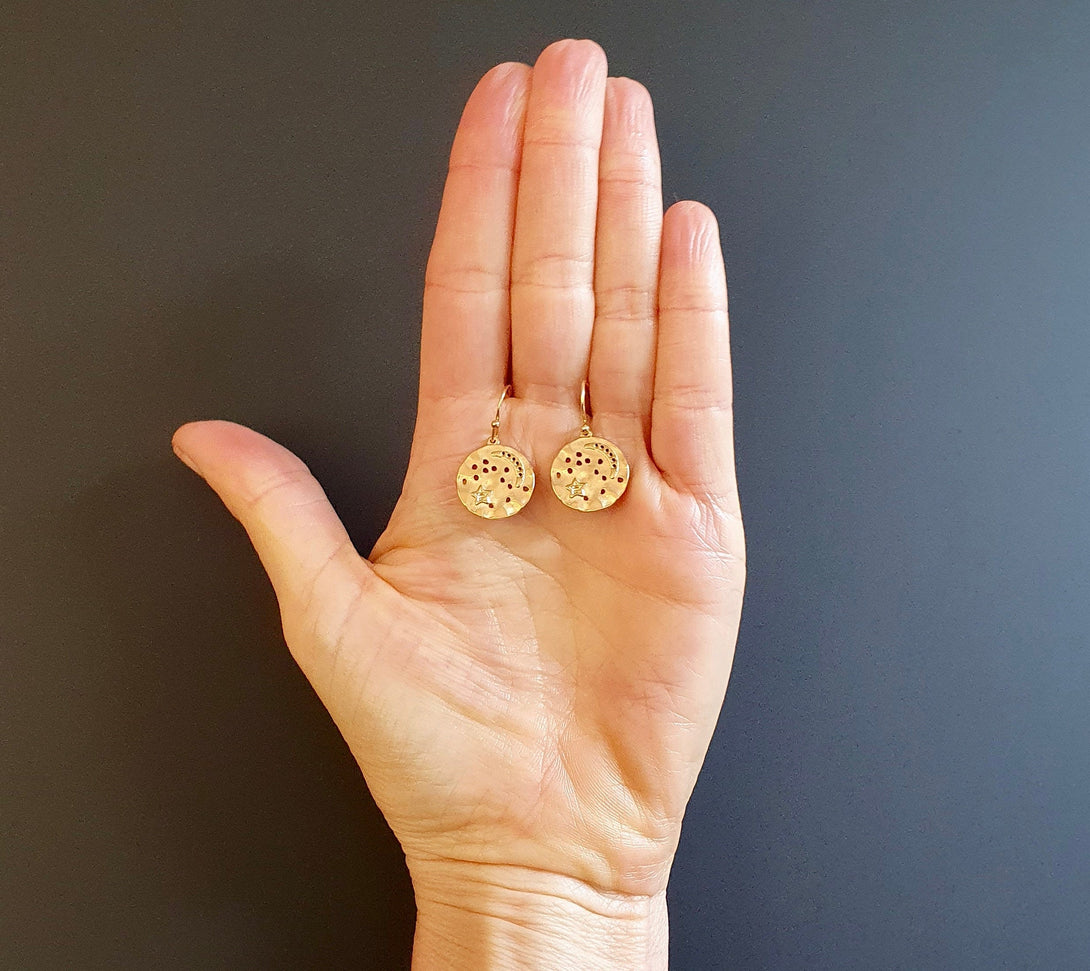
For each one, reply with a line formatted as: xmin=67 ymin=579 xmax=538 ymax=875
xmin=456 ymin=445 xmax=536 ymax=519
xmin=549 ymin=436 xmax=629 ymax=511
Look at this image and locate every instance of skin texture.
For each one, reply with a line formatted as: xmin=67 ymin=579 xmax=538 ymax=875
xmin=172 ymin=39 xmax=744 ymax=969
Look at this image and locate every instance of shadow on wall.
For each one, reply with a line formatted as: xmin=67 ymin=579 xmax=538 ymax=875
xmin=8 ymin=261 xmax=419 ymax=968
xmin=45 ymin=454 xmax=415 ymax=968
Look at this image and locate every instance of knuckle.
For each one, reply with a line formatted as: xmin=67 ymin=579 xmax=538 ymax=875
xmin=425 ymin=262 xmax=506 ymax=294
xmin=595 ymin=283 xmax=655 ymax=322
xmin=243 ymin=465 xmax=314 ymax=514
xmin=598 ymin=164 xmax=659 ymax=192
xmin=522 ymin=126 xmax=599 ymax=153
xmin=512 ymin=250 xmax=594 ymax=288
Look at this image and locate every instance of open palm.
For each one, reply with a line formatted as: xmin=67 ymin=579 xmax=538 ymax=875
xmin=174 ymin=38 xmax=744 ymax=949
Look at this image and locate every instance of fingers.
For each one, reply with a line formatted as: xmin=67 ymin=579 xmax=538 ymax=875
xmin=588 ymin=77 xmax=662 ymax=445
xmin=651 ymin=202 xmax=737 ymax=497
xmin=418 ymin=62 xmax=531 ymax=413
xmin=171 ymin=421 xmax=383 ymax=634
xmin=510 ymin=39 xmax=608 ymax=405
xmin=418 ymin=42 xmax=729 ymax=503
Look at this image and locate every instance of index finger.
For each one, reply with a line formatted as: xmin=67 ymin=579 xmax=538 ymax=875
xmin=418 ymin=62 xmax=531 ymax=419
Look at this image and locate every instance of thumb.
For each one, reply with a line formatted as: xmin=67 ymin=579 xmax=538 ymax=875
xmin=171 ymin=420 xmax=383 ymax=654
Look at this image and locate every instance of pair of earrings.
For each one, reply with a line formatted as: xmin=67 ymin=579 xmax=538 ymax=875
xmin=455 ymin=384 xmax=629 ymax=519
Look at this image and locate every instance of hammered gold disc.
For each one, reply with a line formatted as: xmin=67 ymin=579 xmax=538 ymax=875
xmin=456 ymin=445 xmax=535 ymax=519
xmin=550 ymin=436 xmax=629 ymax=511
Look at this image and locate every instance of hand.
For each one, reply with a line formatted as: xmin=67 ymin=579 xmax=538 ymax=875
xmin=173 ymin=39 xmax=744 ymax=969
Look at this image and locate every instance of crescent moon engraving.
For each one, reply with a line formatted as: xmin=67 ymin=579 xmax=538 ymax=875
xmin=490 ymin=448 xmax=527 ymax=487
xmin=584 ymin=441 xmax=619 ymax=478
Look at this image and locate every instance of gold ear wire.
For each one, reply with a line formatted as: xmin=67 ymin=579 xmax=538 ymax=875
xmin=579 ymin=381 xmax=592 ymax=438
xmin=488 ymin=384 xmax=510 ymax=444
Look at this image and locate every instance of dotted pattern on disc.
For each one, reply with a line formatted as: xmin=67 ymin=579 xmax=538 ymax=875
xmin=456 ymin=445 xmax=535 ymax=519
xmin=550 ymin=437 xmax=629 ymax=511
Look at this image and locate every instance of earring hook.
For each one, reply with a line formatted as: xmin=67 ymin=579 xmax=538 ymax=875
xmin=488 ymin=384 xmax=511 ymax=444
xmin=579 ymin=381 xmax=592 ymax=437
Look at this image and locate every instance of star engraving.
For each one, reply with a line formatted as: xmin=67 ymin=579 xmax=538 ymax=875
xmin=470 ymin=485 xmax=493 ymax=506
xmin=565 ymin=477 xmax=587 ymax=500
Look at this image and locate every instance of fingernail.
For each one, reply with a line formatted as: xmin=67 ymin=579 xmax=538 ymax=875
xmin=172 ymin=442 xmax=202 ymax=476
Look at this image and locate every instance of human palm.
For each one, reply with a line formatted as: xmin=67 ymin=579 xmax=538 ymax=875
xmin=174 ymin=38 xmax=743 ymax=955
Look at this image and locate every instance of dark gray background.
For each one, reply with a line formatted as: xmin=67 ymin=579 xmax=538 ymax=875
xmin=4 ymin=1 xmax=1088 ymax=967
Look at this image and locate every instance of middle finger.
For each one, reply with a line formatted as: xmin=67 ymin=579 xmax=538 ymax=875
xmin=510 ymin=39 xmax=608 ymax=407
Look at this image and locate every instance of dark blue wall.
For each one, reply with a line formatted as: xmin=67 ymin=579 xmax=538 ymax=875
xmin=4 ymin=1 xmax=1088 ymax=967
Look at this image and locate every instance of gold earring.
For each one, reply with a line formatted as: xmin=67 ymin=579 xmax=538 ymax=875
xmin=550 ymin=382 xmax=629 ymax=511
xmin=456 ymin=385 xmax=535 ymax=518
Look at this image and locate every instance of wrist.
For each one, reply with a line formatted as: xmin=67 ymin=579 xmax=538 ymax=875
xmin=408 ymin=859 xmax=670 ymax=970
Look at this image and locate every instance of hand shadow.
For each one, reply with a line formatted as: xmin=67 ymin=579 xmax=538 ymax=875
xmin=49 ymin=452 xmax=415 ymax=969
xmin=33 ymin=262 xmax=419 ymax=969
